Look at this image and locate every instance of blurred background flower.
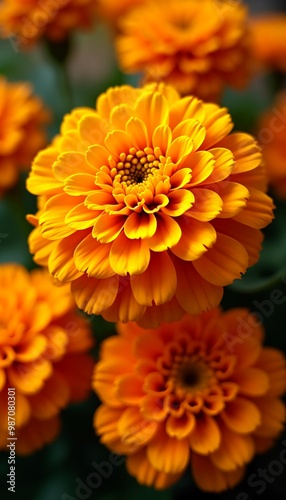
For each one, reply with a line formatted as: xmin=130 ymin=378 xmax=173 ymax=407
xmin=93 ymin=309 xmax=285 ymax=492
xmin=0 ymin=263 xmax=94 ymax=455
xmin=0 ymin=77 xmax=50 ymax=197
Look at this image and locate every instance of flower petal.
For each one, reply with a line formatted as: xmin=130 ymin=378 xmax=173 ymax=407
xmin=171 ymin=218 xmax=216 ymax=261
xmin=74 ymin=234 xmax=114 ymax=278
xmin=110 ymin=232 xmax=150 ymax=276
xmin=189 ymin=414 xmax=221 ymax=454
xmin=210 ymin=425 xmax=255 ymax=471
xmin=126 ymin=449 xmax=182 ymax=489
xmin=175 ymin=259 xmax=223 ymax=314
xmin=124 ymin=212 xmax=157 ymax=239
xmin=192 ymin=454 xmax=245 ymax=493
xmin=118 ymin=407 xmax=158 ymax=446
xmin=71 ymin=275 xmax=119 ymax=315
xmin=131 ymin=251 xmax=177 ymax=306
xmin=146 ymin=213 xmax=182 ymax=251
xmin=221 ymin=397 xmax=261 ymax=433
xmin=193 ymin=233 xmax=249 ymax=286
xmin=147 ymin=426 xmax=190 ymax=474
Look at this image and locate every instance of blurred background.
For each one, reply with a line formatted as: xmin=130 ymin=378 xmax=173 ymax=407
xmin=0 ymin=0 xmax=286 ymax=499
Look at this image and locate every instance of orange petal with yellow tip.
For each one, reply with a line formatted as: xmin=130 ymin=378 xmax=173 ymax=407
xmin=71 ymin=274 xmax=119 ymax=315
xmin=217 ymin=181 xmax=249 ymax=218
xmin=181 ymin=150 xmax=215 ymax=186
xmin=201 ymin=104 xmax=233 ymax=150
xmin=116 ymin=373 xmax=145 ymax=405
xmin=86 ymin=144 xmax=109 ymax=170
xmin=189 ymin=414 xmax=221 ymax=454
xmin=166 ymin=136 xmax=193 ymax=163
xmin=53 ymin=152 xmax=94 ymax=182
xmin=146 ymin=213 xmax=182 ymax=251
xmin=217 ymin=133 xmax=261 ymax=174
xmin=93 ymin=359 xmax=132 ymax=407
xmin=166 ymin=413 xmax=195 ymax=439
xmin=110 ymin=232 xmax=150 ymax=276
xmin=92 ymin=213 xmax=126 ymax=243
xmin=135 ymin=91 xmax=169 ymax=141
xmin=233 ymin=188 xmax=274 ymax=229
xmin=169 ymin=95 xmax=205 ymax=129
xmin=126 ymin=117 xmax=149 ymax=150
xmin=172 ymin=119 xmax=206 ymax=151
xmin=74 ymin=234 xmax=114 ymax=279
xmin=210 ymin=424 xmax=255 ymax=471
xmin=141 ymin=395 xmax=168 ymax=422
xmin=102 ymin=279 xmax=146 ymax=323
xmin=126 ymin=449 xmax=182 ymax=489
xmin=64 ymin=173 xmax=96 ymax=196
xmin=174 ymin=259 xmax=223 ymax=314
xmin=152 ymin=124 xmax=172 ymax=153
xmin=14 ymin=335 xmax=47 ymax=363
xmin=147 ymin=426 xmax=190 ymax=474
xmin=193 ymin=233 xmax=249 ymax=286
xmin=79 ymin=114 xmax=108 ymax=146
xmin=7 ymin=358 xmax=52 ymax=395
xmin=191 ymin=454 xmax=245 ymax=493
xmin=118 ymin=407 xmax=158 ymax=447
xmin=124 ymin=212 xmax=157 ymax=239
xmin=48 ymin=232 xmax=85 ymax=281
xmin=27 ymin=147 xmax=61 ymax=195
xmin=171 ymin=218 xmax=216 ymax=261
xmin=39 ymin=194 xmax=77 ymax=240
xmin=161 ymin=189 xmax=194 ymax=217
xmin=105 ymin=129 xmax=133 ymax=157
xmin=94 ymin=405 xmax=133 ymax=455
xmin=131 ymin=251 xmax=177 ymax=306
xmin=187 ymin=188 xmax=222 ymax=221
xmin=221 ymin=397 xmax=261 ymax=434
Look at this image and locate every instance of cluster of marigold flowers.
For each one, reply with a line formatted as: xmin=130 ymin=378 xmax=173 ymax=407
xmin=0 ymin=0 xmax=286 ymax=494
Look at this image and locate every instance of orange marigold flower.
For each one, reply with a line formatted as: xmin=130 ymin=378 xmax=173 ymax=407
xmin=26 ymin=83 xmax=274 ymax=327
xmin=251 ymin=14 xmax=286 ymax=72
xmin=0 ymin=77 xmax=50 ymax=197
xmin=93 ymin=309 xmax=286 ymax=492
xmin=0 ymin=264 xmax=94 ymax=455
xmin=0 ymin=0 xmax=97 ymax=48
xmin=258 ymin=91 xmax=286 ymax=199
xmin=116 ymin=0 xmax=251 ymax=101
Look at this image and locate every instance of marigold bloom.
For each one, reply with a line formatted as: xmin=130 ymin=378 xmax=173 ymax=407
xmin=0 ymin=0 xmax=97 ymax=48
xmin=258 ymin=91 xmax=286 ymax=199
xmin=251 ymin=14 xmax=286 ymax=72
xmin=93 ymin=309 xmax=286 ymax=492
xmin=0 ymin=77 xmax=49 ymax=196
xmin=27 ymin=83 xmax=274 ymax=327
xmin=116 ymin=0 xmax=251 ymax=100
xmin=0 ymin=264 xmax=94 ymax=455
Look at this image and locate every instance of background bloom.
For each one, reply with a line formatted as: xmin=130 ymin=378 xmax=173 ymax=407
xmin=251 ymin=14 xmax=286 ymax=72
xmin=27 ymin=83 xmax=274 ymax=327
xmin=93 ymin=309 xmax=286 ymax=492
xmin=0 ymin=264 xmax=94 ymax=455
xmin=0 ymin=0 xmax=97 ymax=48
xmin=258 ymin=91 xmax=286 ymax=199
xmin=97 ymin=0 xmax=144 ymax=27
xmin=116 ymin=0 xmax=251 ymax=100
xmin=0 ymin=77 xmax=50 ymax=197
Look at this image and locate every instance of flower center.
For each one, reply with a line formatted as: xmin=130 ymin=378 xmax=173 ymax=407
xmin=173 ymin=357 xmax=214 ymax=395
xmin=116 ymin=146 xmax=160 ymax=186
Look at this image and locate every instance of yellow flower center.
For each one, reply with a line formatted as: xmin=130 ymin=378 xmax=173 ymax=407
xmin=116 ymin=146 xmax=161 ymax=186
